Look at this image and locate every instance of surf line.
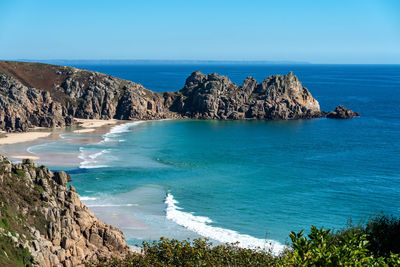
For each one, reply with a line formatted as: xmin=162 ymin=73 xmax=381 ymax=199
xmin=164 ymin=193 xmax=286 ymax=255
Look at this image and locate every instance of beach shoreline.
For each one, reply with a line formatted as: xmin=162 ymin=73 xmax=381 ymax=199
xmin=74 ymin=118 xmax=119 ymax=132
xmin=0 ymin=118 xmax=124 ymax=162
xmin=0 ymin=131 xmax=53 ymax=146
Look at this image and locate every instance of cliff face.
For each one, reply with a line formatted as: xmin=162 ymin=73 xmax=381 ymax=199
xmin=0 ymin=74 xmax=73 ymax=131
xmin=0 ymin=61 xmax=324 ymax=132
xmin=0 ymin=155 xmax=131 ymax=267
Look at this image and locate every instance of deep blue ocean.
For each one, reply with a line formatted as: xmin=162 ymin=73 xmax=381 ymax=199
xmin=28 ymin=63 xmax=400 ymax=252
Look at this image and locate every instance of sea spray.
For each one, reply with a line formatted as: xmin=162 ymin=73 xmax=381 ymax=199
xmin=164 ymin=193 xmax=286 ymax=255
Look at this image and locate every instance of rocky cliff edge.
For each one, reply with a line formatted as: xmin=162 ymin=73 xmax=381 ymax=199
xmin=0 ymin=155 xmax=132 ymax=266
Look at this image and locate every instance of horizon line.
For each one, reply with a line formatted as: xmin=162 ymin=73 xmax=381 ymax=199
xmin=1 ymin=59 xmax=400 ymax=65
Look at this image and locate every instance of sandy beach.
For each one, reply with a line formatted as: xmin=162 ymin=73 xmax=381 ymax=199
xmin=75 ymin=118 xmax=118 ymax=130
xmin=0 ymin=119 xmax=119 ymax=145
xmin=9 ymin=155 xmax=40 ymax=160
xmin=0 ymin=119 xmax=125 ymax=163
xmin=0 ymin=131 xmax=52 ymax=145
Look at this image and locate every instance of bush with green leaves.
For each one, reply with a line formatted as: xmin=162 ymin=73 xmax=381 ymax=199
xmin=93 ymin=216 xmax=400 ymax=266
xmin=364 ymin=215 xmax=400 ymax=257
xmin=283 ymin=226 xmax=400 ymax=266
xmin=96 ymin=238 xmax=279 ymax=267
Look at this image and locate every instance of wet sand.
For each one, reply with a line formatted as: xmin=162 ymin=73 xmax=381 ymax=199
xmin=0 ymin=131 xmax=52 ymax=145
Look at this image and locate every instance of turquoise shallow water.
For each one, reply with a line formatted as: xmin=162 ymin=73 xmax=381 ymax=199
xmin=25 ymin=64 xmax=400 ymax=252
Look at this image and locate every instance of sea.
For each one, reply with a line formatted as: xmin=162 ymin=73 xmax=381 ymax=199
xmin=15 ymin=63 xmax=400 ymax=253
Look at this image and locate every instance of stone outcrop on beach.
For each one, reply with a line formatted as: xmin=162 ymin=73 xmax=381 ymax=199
xmin=326 ymin=105 xmax=360 ymax=119
xmin=0 ymin=60 xmax=356 ymax=132
xmin=0 ymin=155 xmax=132 ymax=266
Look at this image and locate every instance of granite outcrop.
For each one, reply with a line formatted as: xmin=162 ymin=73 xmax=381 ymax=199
xmin=172 ymin=71 xmax=323 ymax=120
xmin=0 ymin=155 xmax=132 ymax=266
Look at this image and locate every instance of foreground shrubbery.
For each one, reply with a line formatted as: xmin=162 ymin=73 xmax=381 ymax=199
xmin=94 ymin=215 xmax=400 ymax=267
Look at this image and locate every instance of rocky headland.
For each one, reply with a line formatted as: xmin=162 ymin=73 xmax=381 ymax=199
xmin=0 ymin=155 xmax=132 ymax=266
xmin=0 ymin=61 xmax=357 ymax=133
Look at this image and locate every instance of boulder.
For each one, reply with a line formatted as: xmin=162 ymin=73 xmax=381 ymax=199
xmin=53 ymin=171 xmax=68 ymax=186
xmin=22 ymin=158 xmax=35 ymax=166
xmin=326 ymin=105 xmax=360 ymax=119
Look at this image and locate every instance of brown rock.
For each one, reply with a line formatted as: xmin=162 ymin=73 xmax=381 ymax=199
xmin=326 ymin=105 xmax=360 ymax=119
xmin=53 ymin=171 xmax=68 ymax=186
xmin=61 ymin=237 xmax=73 ymax=249
xmin=0 ymin=155 xmax=132 ymax=266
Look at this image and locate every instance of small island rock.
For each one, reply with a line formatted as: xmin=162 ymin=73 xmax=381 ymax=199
xmin=326 ymin=105 xmax=360 ymax=119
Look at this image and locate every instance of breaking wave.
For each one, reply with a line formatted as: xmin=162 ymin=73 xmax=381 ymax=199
xmin=102 ymin=121 xmax=145 ymax=143
xmin=164 ymin=193 xmax=286 ymax=255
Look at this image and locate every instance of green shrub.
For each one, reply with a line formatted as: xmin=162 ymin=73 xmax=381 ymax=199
xmin=14 ymin=169 xmax=25 ymax=178
xmin=95 ymin=238 xmax=278 ymax=266
xmin=285 ymin=226 xmax=375 ymax=266
xmin=93 ymin=220 xmax=400 ymax=267
xmin=365 ymin=215 xmax=400 ymax=257
xmin=0 ymin=218 xmax=10 ymax=230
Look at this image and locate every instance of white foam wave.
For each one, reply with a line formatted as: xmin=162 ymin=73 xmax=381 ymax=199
xmin=59 ymin=133 xmax=69 ymax=139
xmin=79 ymin=147 xmax=110 ymax=169
xmin=105 ymin=121 xmax=145 ymax=138
xmin=26 ymin=142 xmax=57 ymax=154
xmin=80 ymin=196 xmax=97 ymax=201
xmin=87 ymin=204 xmax=139 ymax=207
xmin=98 ymin=121 xmax=145 ymax=145
xmin=165 ymin=193 xmax=286 ymax=255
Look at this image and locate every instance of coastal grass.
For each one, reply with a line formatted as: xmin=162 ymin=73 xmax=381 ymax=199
xmin=94 ymin=215 xmax=400 ymax=267
xmin=0 ymin=235 xmax=33 ymax=267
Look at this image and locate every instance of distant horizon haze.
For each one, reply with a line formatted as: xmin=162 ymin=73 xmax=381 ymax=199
xmin=1 ymin=59 xmax=400 ymax=65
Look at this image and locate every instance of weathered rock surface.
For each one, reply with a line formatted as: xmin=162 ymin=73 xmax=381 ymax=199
xmin=0 ymin=61 xmax=328 ymax=132
xmin=0 ymin=61 xmax=177 ymax=132
xmin=326 ymin=105 xmax=360 ymax=119
xmin=0 ymin=155 xmax=132 ymax=266
xmin=172 ymin=71 xmax=323 ymax=120
xmin=0 ymin=74 xmax=73 ymax=132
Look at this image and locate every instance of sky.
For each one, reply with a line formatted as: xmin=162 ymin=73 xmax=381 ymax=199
xmin=0 ymin=0 xmax=399 ymax=63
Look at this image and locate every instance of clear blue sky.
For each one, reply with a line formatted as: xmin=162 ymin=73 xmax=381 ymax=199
xmin=0 ymin=0 xmax=399 ymax=63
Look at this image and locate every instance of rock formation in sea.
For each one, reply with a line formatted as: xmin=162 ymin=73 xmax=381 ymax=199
xmin=0 ymin=60 xmax=356 ymax=132
xmin=326 ymin=105 xmax=360 ymax=119
xmin=171 ymin=71 xmax=323 ymax=120
xmin=0 ymin=155 xmax=131 ymax=266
